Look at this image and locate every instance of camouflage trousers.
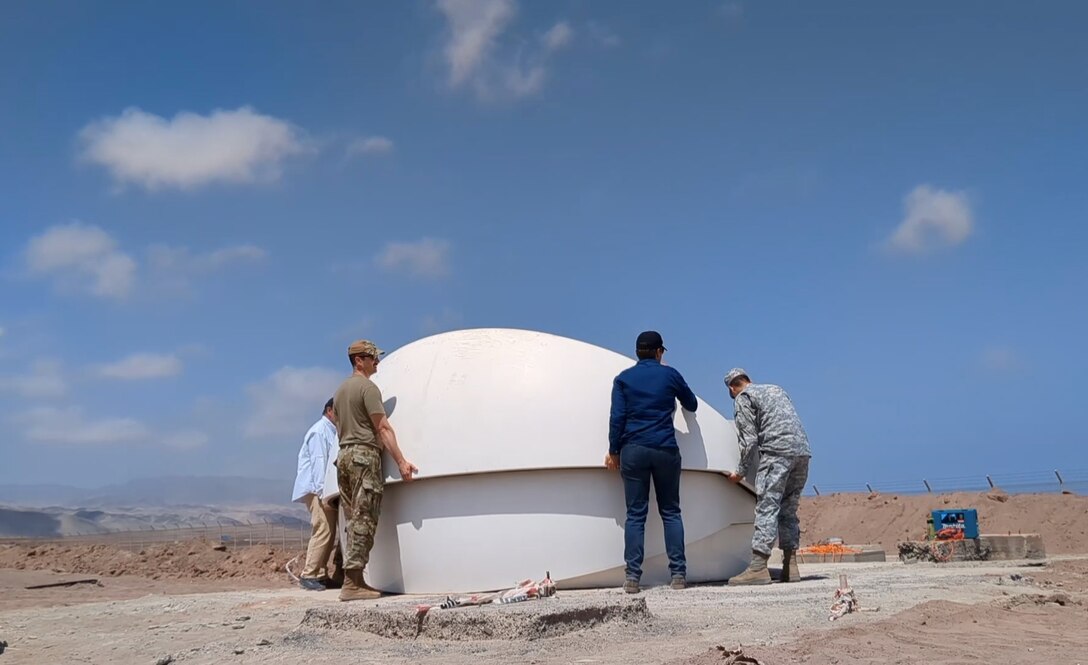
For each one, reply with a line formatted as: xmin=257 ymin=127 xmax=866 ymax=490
xmin=337 ymin=445 xmax=385 ymax=571
xmin=751 ymin=454 xmax=810 ymax=556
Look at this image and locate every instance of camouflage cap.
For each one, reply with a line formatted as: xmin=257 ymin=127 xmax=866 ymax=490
xmin=347 ymin=339 xmax=385 ymax=358
xmin=723 ymin=367 xmax=749 ymax=385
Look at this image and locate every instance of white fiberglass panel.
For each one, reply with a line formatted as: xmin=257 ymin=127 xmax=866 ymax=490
xmin=367 ymin=469 xmax=753 ymax=593
xmin=372 ymin=328 xmax=740 ymax=484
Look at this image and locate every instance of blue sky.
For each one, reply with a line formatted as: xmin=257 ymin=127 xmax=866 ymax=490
xmin=1 ymin=1 xmax=1086 ymax=492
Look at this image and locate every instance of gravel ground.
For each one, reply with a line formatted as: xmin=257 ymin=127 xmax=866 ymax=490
xmin=0 ymin=558 xmax=1078 ymax=665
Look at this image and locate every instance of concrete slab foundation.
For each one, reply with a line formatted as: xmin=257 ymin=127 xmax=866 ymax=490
xmin=898 ymin=534 xmax=1046 ymax=564
xmin=298 ymin=596 xmax=654 ymax=640
xmin=769 ymin=545 xmax=887 ymax=564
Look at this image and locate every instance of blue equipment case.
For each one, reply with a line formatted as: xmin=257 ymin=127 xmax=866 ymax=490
xmin=931 ymin=509 xmax=979 ymax=539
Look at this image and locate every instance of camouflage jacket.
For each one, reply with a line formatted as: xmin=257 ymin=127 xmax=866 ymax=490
xmin=734 ymin=383 xmax=811 ymax=476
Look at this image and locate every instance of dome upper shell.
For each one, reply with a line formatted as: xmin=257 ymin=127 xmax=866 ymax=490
xmin=372 ymin=328 xmax=740 ymax=483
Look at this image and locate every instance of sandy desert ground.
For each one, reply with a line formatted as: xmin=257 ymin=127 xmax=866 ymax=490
xmin=0 ymin=491 xmax=1085 ymax=664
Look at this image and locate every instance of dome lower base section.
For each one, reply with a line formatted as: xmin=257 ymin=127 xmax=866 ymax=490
xmin=339 ymin=468 xmax=755 ymax=594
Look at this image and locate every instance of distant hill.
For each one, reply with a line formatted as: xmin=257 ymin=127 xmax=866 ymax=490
xmin=0 ymin=476 xmax=307 ymax=538
xmin=0 ymin=484 xmax=92 ymax=507
xmin=0 ymin=507 xmax=62 ymax=538
xmin=0 ymin=504 xmax=307 ymax=538
xmin=0 ymin=476 xmax=290 ymax=508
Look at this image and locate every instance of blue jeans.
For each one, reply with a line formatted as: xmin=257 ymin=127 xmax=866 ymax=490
xmin=620 ymin=444 xmax=686 ymax=580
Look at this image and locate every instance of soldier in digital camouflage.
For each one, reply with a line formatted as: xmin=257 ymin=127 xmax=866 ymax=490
xmin=723 ymin=368 xmax=812 ymax=585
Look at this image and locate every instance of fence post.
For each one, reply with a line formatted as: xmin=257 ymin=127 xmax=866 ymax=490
xmin=1055 ymin=469 xmax=1065 ymax=492
xmin=923 ymin=479 xmax=932 ymax=493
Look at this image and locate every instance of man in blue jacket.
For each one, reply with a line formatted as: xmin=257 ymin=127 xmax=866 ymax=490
xmin=606 ymin=330 xmax=698 ymax=593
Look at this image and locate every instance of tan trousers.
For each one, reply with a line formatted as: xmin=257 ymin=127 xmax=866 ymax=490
xmin=302 ymin=493 xmax=338 ymax=579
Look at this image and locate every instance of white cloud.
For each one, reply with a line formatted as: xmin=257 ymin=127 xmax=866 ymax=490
xmin=147 ymin=243 xmax=267 ymax=275
xmin=12 ymin=406 xmax=210 ymax=448
xmin=886 ymin=185 xmax=974 ymax=254
xmin=376 ymin=237 xmax=452 ymax=279
xmin=334 ymin=317 xmax=378 ymax=344
xmin=719 ymin=2 xmax=744 ymax=22
xmin=145 ymin=243 xmax=267 ymax=297
xmin=243 ymin=366 xmax=343 ymax=439
xmin=439 ymin=0 xmax=515 ymax=87
xmin=24 ymin=224 xmax=266 ymax=301
xmin=979 ymin=345 xmax=1025 ymax=373
xmin=25 ymin=222 xmax=137 ymax=299
xmin=347 ymin=136 xmax=395 ymax=157
xmin=436 ymin=0 xmax=567 ymax=101
xmin=97 ymin=353 xmax=183 ymax=380
xmin=586 ymin=22 xmax=620 ymax=48
xmin=422 ymin=307 xmax=464 ymax=334
xmin=18 ymin=407 xmax=149 ymax=445
xmin=543 ymin=22 xmax=573 ymax=51
xmin=163 ymin=430 xmax=210 ymax=450
xmin=499 ymin=65 xmax=546 ymax=98
xmin=202 ymin=244 xmax=268 ymax=267
xmin=78 ymin=106 xmax=308 ymax=190
xmin=0 ymin=359 xmax=67 ymax=398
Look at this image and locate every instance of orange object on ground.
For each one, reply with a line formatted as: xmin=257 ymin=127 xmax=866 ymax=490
xmin=798 ymin=543 xmax=861 ymax=556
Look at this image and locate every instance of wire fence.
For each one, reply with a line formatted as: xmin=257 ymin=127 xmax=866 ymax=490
xmin=808 ymin=468 xmax=1088 ymax=497
xmin=0 ymin=520 xmax=311 ymax=552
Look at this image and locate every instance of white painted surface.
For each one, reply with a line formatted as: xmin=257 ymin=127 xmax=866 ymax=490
xmin=374 ymin=328 xmax=742 ymax=482
xmin=322 ymin=328 xmax=756 ymax=593
xmin=369 ymin=468 xmax=754 ymax=593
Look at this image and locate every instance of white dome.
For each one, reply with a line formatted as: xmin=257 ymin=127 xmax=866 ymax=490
xmin=324 ymin=328 xmax=756 ymax=593
xmin=372 ymin=328 xmax=741 ymax=482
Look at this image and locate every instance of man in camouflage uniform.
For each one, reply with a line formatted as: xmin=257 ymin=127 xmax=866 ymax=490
xmin=723 ymin=368 xmax=811 ymax=585
xmin=333 ymin=339 xmax=418 ymax=601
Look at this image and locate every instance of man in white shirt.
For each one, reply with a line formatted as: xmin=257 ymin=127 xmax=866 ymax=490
xmin=292 ymin=398 xmax=339 ymax=590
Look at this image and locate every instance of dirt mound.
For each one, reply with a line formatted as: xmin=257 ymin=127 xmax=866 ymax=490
xmin=799 ymin=491 xmax=1088 ymax=553
xmin=672 ymin=593 xmax=1088 ymax=665
xmin=0 ymin=539 xmax=297 ymax=583
xmin=1024 ymin=557 xmax=1088 ymax=594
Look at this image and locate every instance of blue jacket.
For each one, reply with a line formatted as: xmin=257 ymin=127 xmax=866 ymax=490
xmin=608 ymin=359 xmax=698 ymax=454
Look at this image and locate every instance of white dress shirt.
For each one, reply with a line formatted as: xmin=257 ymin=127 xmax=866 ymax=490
xmin=292 ymin=415 xmax=337 ymax=502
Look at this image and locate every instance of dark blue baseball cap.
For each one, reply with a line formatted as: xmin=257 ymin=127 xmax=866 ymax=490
xmin=636 ymin=330 xmax=666 ymax=351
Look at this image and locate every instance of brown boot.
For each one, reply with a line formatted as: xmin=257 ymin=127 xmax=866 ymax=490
xmin=780 ymin=549 xmax=801 ymax=583
xmin=729 ymin=551 xmax=772 ymax=586
xmin=339 ymin=569 xmax=382 ymax=602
